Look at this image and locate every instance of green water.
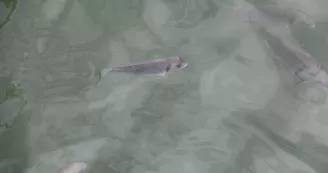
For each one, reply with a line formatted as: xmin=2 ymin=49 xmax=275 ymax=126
xmin=1 ymin=0 xmax=328 ymax=173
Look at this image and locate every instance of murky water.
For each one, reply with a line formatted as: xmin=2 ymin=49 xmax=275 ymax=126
xmin=1 ymin=0 xmax=328 ymax=173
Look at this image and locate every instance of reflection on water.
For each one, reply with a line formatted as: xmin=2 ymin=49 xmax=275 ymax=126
xmin=1 ymin=0 xmax=328 ymax=173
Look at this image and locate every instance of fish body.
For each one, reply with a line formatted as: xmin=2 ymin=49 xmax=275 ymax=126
xmin=248 ymin=11 xmax=328 ymax=87
xmin=60 ymin=162 xmax=87 ymax=173
xmin=97 ymin=56 xmax=188 ymax=84
xmin=255 ymin=27 xmax=328 ymax=87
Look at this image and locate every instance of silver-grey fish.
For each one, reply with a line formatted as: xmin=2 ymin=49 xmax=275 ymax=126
xmin=250 ymin=26 xmax=328 ymax=88
xmin=247 ymin=9 xmax=328 ymax=88
xmin=96 ymin=56 xmax=188 ymax=84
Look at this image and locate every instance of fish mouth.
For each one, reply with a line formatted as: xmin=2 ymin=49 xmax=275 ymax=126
xmin=181 ymin=62 xmax=188 ymax=68
xmin=176 ymin=56 xmax=188 ymax=68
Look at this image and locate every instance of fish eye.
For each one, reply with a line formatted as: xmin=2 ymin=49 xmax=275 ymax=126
xmin=165 ymin=64 xmax=171 ymax=72
xmin=176 ymin=63 xmax=182 ymax=68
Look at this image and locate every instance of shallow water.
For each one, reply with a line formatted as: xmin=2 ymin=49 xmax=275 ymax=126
xmin=1 ymin=0 xmax=328 ymax=173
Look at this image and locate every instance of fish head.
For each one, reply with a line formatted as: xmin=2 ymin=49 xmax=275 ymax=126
xmin=165 ymin=56 xmax=188 ymax=73
xmin=315 ymin=68 xmax=328 ymax=88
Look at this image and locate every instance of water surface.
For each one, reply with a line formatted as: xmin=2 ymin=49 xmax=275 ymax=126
xmin=1 ymin=0 xmax=328 ymax=173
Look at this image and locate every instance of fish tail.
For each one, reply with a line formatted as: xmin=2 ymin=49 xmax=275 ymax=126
xmin=95 ymin=68 xmax=112 ymax=86
xmin=100 ymin=68 xmax=112 ymax=78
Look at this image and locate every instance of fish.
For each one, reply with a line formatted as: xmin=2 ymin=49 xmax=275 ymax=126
xmin=59 ymin=162 xmax=87 ymax=173
xmin=248 ymin=12 xmax=328 ymax=88
xmin=255 ymin=27 xmax=328 ymax=87
xmin=96 ymin=56 xmax=188 ymax=85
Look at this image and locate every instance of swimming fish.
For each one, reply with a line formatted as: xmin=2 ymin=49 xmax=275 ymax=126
xmin=59 ymin=162 xmax=87 ymax=173
xmin=255 ymin=27 xmax=328 ymax=87
xmin=96 ymin=56 xmax=188 ymax=84
xmin=247 ymin=11 xmax=328 ymax=88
